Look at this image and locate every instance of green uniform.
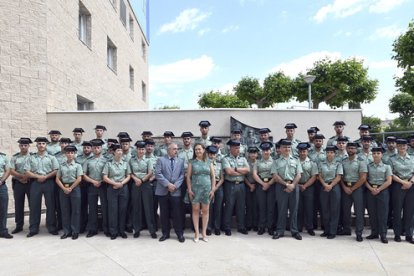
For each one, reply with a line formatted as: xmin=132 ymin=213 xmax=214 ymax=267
xmin=178 ymin=148 xmax=193 ymax=172
xmin=309 ymin=148 xmax=326 ymax=164
xmin=297 ymin=157 xmax=318 ymax=231
xmin=194 ymin=137 xmax=212 ymax=147
xmin=334 ymin=151 xmax=348 ymax=163
xmin=75 ymin=152 xmax=93 ymax=232
xmin=357 ymin=151 xmax=373 ymax=164
xmin=73 ymin=141 xmax=83 ymax=153
xmin=327 ymin=135 xmax=351 ymax=147
xmin=46 ymin=143 xmax=61 ymax=155
xmin=0 ymin=153 xmax=11 ymax=235
xmin=254 ymin=157 xmax=275 ymax=230
xmin=382 ymin=149 xmax=397 ymax=165
xmin=208 ymin=160 xmax=224 ymax=232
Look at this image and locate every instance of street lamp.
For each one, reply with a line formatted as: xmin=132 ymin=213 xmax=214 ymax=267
xmin=303 ymin=75 xmax=316 ymax=109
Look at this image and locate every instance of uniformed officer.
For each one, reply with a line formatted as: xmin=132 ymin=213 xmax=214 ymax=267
xmin=72 ymin=128 xmax=85 ymax=152
xmin=9 ymin=138 xmax=32 ymax=234
xmin=339 ymin=142 xmax=368 ymax=242
xmin=103 ymin=143 xmax=131 ymax=240
xmin=257 ymin=128 xmax=274 ymax=158
xmin=222 ymin=140 xmax=250 ymax=236
xmin=119 ymin=135 xmax=134 ymax=233
xmin=284 ymin=123 xmax=301 ymax=157
xmin=0 ymin=149 xmax=12 ymax=239
xmin=145 ymin=139 xmax=159 ymax=229
xmin=407 ymin=135 xmax=414 ymax=155
xmin=383 ymin=136 xmax=397 ymax=165
xmin=210 ymin=137 xmax=224 ymax=162
xmin=56 ymin=145 xmax=83 ymax=240
xmin=156 ymin=131 xmax=175 ymax=157
xmin=318 ymin=146 xmax=343 ymax=239
xmin=141 ymin=131 xmax=153 ymax=141
xmin=83 ymin=139 xmax=109 ymax=237
xmin=120 ymin=136 xmax=134 ymax=162
xmin=389 ymin=139 xmax=414 ymax=243
xmin=47 ymin=130 xmax=62 ymax=155
xmin=271 ymin=140 xmax=303 ymax=240
xmin=104 ymin=138 xmax=118 ymax=161
xmin=245 ymin=146 xmax=259 ymax=232
xmin=365 ymin=147 xmax=393 ymax=244
xmin=195 ymin=120 xmax=212 ymax=146
xmin=94 ymin=125 xmax=108 ymax=152
xmin=206 ymin=145 xmax=224 ymax=236
xmin=230 ymin=129 xmax=247 ymax=157
xmin=296 ymin=142 xmax=318 ymax=236
xmin=327 ymin=121 xmax=351 ymax=147
xmin=24 ymin=137 xmax=59 ymax=237
xmin=252 ymin=142 xmax=276 ymax=235
xmin=357 ymin=135 xmax=374 ymax=163
xmin=129 ymin=141 xmax=157 ymax=239
xmin=334 ymin=137 xmax=349 ymax=163
xmin=307 ymin=127 xmax=320 ymax=149
xmin=354 ymin=125 xmax=377 ymax=151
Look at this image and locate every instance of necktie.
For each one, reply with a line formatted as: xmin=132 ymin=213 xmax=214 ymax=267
xmin=170 ymin=158 xmax=174 ymax=171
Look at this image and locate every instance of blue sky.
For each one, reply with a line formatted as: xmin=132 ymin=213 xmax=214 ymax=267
xmin=146 ymin=0 xmax=414 ymax=119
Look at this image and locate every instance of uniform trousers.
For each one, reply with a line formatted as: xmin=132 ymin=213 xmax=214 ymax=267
xmin=29 ymin=179 xmax=57 ymax=233
xmin=366 ymin=188 xmax=389 ymax=237
xmin=320 ymin=184 xmax=341 ymax=235
xmin=392 ymin=182 xmax=414 ymax=238
xmin=131 ymin=181 xmax=156 ymax=234
xmin=298 ymin=185 xmax=315 ymax=231
xmin=341 ymin=186 xmax=364 ymax=235
xmin=12 ymin=179 xmax=31 ymax=229
xmin=223 ymin=181 xmax=246 ymax=230
xmin=59 ymin=186 xmax=81 ymax=235
xmin=107 ymin=185 xmax=129 ymax=235
xmin=208 ymin=186 xmax=223 ymax=231
xmin=256 ymin=184 xmax=276 ymax=229
xmin=245 ymin=184 xmax=259 ymax=229
xmin=87 ymin=183 xmax=108 ymax=233
xmin=79 ymin=181 xmax=88 ymax=232
xmin=275 ymin=184 xmax=299 ymax=235
xmin=0 ymin=184 xmax=9 ymax=234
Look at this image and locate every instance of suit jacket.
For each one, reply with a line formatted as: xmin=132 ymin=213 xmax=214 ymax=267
xmin=155 ymin=155 xmax=185 ymax=197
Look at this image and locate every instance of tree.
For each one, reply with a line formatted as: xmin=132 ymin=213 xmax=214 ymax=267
xmin=293 ymin=58 xmax=379 ymax=109
xmin=362 ymin=115 xmax=382 ymax=133
xmin=234 ymin=72 xmax=294 ymax=108
xmin=198 ymin=91 xmax=249 ymax=108
xmin=389 ymin=92 xmax=414 ymax=126
xmin=392 ymin=20 xmax=414 ymax=71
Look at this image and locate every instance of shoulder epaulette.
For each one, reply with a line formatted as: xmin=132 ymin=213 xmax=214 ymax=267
xmin=0 ymin=152 xmax=6 ymax=156
xmin=13 ymin=152 xmax=20 ymax=156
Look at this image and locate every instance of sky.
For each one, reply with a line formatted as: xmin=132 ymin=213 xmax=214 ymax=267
xmin=145 ymin=0 xmax=414 ymax=120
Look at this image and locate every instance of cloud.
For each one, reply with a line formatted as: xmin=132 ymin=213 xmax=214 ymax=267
xmin=369 ymin=59 xmax=397 ymax=70
xmin=159 ymin=8 xmax=211 ymax=34
xmin=150 ymin=55 xmax=215 ymax=85
xmin=270 ymin=51 xmax=342 ymax=77
xmin=221 ymin=25 xmax=240 ymax=33
xmin=197 ymin=28 xmax=210 ymax=36
xmin=369 ymin=24 xmax=403 ymax=40
xmin=369 ymin=0 xmax=405 ymax=13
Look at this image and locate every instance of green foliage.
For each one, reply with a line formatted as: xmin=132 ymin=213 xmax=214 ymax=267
xmin=158 ymin=105 xmax=180 ymax=110
xmin=389 ymin=92 xmax=414 ymax=119
xmin=392 ymin=21 xmax=414 ymax=70
xmin=198 ymin=91 xmax=249 ymax=108
xmin=384 ymin=118 xmax=413 ymax=133
xmin=362 ymin=116 xmax=382 ymax=133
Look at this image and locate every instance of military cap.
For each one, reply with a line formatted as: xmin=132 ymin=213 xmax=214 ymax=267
xmin=48 ymin=130 xmax=62 ymax=135
xmin=63 ymin=145 xmax=77 ymax=152
xmin=260 ymin=142 xmax=273 ymax=150
xmin=297 ymin=142 xmax=311 ymax=150
xmin=325 ymin=145 xmax=337 ymax=152
xmin=17 ymin=138 xmax=33 ymax=144
xmin=407 ymin=134 xmax=414 ymax=141
xmin=314 ymin=134 xmax=325 ymax=140
xmin=259 ymin=128 xmax=271 ymax=134
xmin=396 ymin=139 xmax=408 ymax=145
xmin=81 ymin=141 xmax=93 ymax=147
xmin=72 ymin=128 xmax=85 ymax=133
xmin=181 ymin=131 xmax=194 ymax=138
xmin=231 ymin=129 xmax=242 ymax=134
xmin=361 ymin=135 xmax=373 ymax=141
xmin=280 ymin=139 xmax=292 ymax=146
xmin=275 ymin=139 xmax=284 ymax=147
xmin=90 ymin=139 xmax=105 ymax=146
xmin=34 ymin=137 xmax=49 ymax=143
xmin=358 ymin=124 xmax=371 ymax=130
xmin=337 ymin=137 xmax=349 ymax=142
xmin=94 ymin=125 xmax=107 ymax=131
xmin=110 ymin=143 xmax=122 ymax=150
xmin=346 ymin=142 xmax=359 ymax=148
xmin=107 ymin=138 xmax=118 ymax=144
xmin=141 ymin=131 xmax=153 ymax=136
xmin=59 ymin=138 xmax=72 ymax=144
xmin=144 ymin=139 xmax=155 ymax=145
xmin=206 ymin=145 xmax=218 ymax=154
xmin=199 ymin=120 xmax=211 ymax=127
xmin=333 ymin=121 xmax=346 ymax=126
xmin=119 ymin=137 xmax=132 ymax=143
xmin=247 ymin=146 xmax=260 ymax=153
xmin=210 ymin=137 xmax=222 ymax=143
xmin=386 ymin=136 xmax=397 ymax=143
xmin=371 ymin=147 xmax=385 ymax=153
xmin=227 ymin=140 xmax=241 ymax=147
xmin=307 ymin=127 xmax=320 ymax=133
xmin=163 ymin=131 xmax=175 ymax=137
xmin=134 ymin=140 xmax=146 ymax=148
xmin=117 ymin=132 xmax=130 ymax=138
xmin=284 ymin=123 xmax=297 ymax=129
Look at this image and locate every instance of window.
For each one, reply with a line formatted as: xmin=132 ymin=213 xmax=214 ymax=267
xmin=141 ymin=81 xmax=146 ymax=102
xmin=120 ymin=0 xmax=126 ymax=26
xmin=129 ymin=66 xmax=134 ymax=90
xmin=129 ymin=14 xmax=134 ymax=40
xmin=79 ymin=1 xmax=91 ymax=47
xmin=109 ymin=0 xmax=117 ymax=10
xmin=141 ymin=39 xmax=146 ymax=62
xmin=107 ymin=37 xmax=117 ymax=72
xmin=77 ymin=95 xmax=94 ymax=110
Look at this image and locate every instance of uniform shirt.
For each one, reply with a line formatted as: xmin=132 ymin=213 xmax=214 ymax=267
xmin=246 ymin=159 xmax=257 ymax=183
xmin=83 ymin=155 xmax=108 ymax=182
xmin=327 ymin=135 xmax=351 ymax=146
xmin=222 ymin=154 xmax=249 ymax=182
xmin=382 ymin=149 xmax=397 ymax=165
xmin=211 ymin=159 xmax=222 ymax=181
xmin=271 ymin=155 xmax=303 ymax=181
xmin=334 ymin=152 xmax=348 ymax=163
xmin=121 ymin=151 xmax=132 ymax=163
xmin=342 ymin=157 xmax=368 ymax=183
xmin=354 ymin=139 xmax=378 ymax=153
xmin=57 ymin=160 xmax=83 ymax=184
xmin=357 ymin=151 xmax=373 ymax=164
xmin=54 ymin=151 xmax=67 ymax=165
xmin=299 ymin=157 xmax=318 ymax=184
xmin=178 ymin=147 xmax=194 ymax=172
xmin=367 ymin=162 xmax=392 ymax=185
xmin=24 ymin=152 xmax=59 ymax=175
xmin=102 ymin=159 xmax=131 ymax=182
xmin=406 ymin=146 xmax=414 ymax=156
xmin=309 ymin=148 xmax=326 ymax=164
xmin=254 ymin=157 xmax=274 ymax=179
xmin=223 ymin=143 xmax=247 ymax=158
xmin=318 ymin=159 xmax=343 ymax=183
xmin=10 ymin=152 xmax=31 ymax=175
xmin=72 ymin=141 xmax=83 ymax=153
xmin=156 ymin=144 xmax=169 ymax=157
xmin=129 ymin=156 xmax=153 ymax=179
xmin=288 ymin=138 xmax=301 ymax=157
xmin=389 ymin=154 xmax=414 ymax=180
xmin=0 ymin=153 xmax=11 ymax=178
xmin=76 ymin=152 xmax=94 ymax=166
xmin=194 ymin=137 xmax=212 ymax=147
xmin=46 ymin=143 xmax=61 ymax=155
xmin=145 ymin=153 xmax=158 ymax=171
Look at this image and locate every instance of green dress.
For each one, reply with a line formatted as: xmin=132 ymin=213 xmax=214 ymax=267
xmin=190 ymin=159 xmax=212 ymax=205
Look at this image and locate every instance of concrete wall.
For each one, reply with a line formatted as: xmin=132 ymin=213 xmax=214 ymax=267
xmin=47 ymin=109 xmax=362 ymax=143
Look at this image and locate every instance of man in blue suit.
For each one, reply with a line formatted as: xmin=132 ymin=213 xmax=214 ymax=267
xmin=155 ymin=143 xmax=186 ymax=243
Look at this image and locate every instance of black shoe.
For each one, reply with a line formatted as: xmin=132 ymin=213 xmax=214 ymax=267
xmin=206 ymin=229 xmax=211 ymax=236
xmin=125 ymin=227 xmax=133 ymax=233
xmin=381 ymin=237 xmax=388 ymax=244
xmin=272 ymin=233 xmax=280 ymax=239
xmin=307 ymin=229 xmax=315 ymax=236
xmin=133 ymin=232 xmax=140 ymax=238
xmin=159 ymin=235 xmax=170 ymax=242
xmin=49 ymin=230 xmax=59 ymax=235
xmin=320 ymin=232 xmax=328 ymax=237
xmin=79 ymin=228 xmax=85 ymax=234
xmin=405 ymin=236 xmax=414 ymax=244
xmin=293 ymin=233 xmax=302 ymax=240
xmin=104 ymin=231 xmax=110 ymax=237
xmin=178 ymin=235 xmax=185 ymax=243
xmin=338 ymin=230 xmax=351 ymax=236
xmin=110 ymin=234 xmax=117 ymax=240
xmin=238 ymin=229 xmax=248 ymax=235
xmin=257 ymin=228 xmax=265 ymax=235
xmin=151 ymin=232 xmax=157 ymax=239
xmin=27 ymin=232 xmax=38 ymax=238
xmin=0 ymin=232 xmax=13 ymax=239
xmin=86 ymin=231 xmax=97 ymax=238
xmin=11 ymin=228 xmax=22 ymax=234
xmin=366 ymin=234 xmax=379 ymax=240
xmin=268 ymin=229 xmax=274 ymax=236
xmin=327 ymin=234 xmax=336 ymax=239
xmin=214 ymin=229 xmax=221 ymax=236
xmin=60 ymin=233 xmax=71 ymax=239
xmin=394 ymin=236 xmax=401 ymax=242
xmin=356 ymin=235 xmax=363 ymax=242
xmin=224 ymin=230 xmax=231 ymax=236
xmin=246 ymin=227 xmax=252 ymax=231
xmin=253 ymin=227 xmax=258 ymax=232
xmin=72 ymin=233 xmax=79 ymax=240
xmin=120 ymin=232 xmax=127 ymax=239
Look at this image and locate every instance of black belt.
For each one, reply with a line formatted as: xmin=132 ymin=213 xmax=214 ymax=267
xmin=369 ymin=184 xmax=381 ymax=188
xmin=260 ymin=177 xmax=271 ymax=182
xmin=226 ymin=180 xmax=243 ymax=185
xmin=345 ymin=181 xmax=356 ymax=187
xmin=63 ymin=183 xmax=72 ymax=188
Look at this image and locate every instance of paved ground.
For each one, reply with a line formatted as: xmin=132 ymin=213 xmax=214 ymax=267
xmin=0 ymin=216 xmax=413 ymax=275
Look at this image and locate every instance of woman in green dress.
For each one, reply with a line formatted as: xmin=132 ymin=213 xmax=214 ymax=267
xmin=186 ymin=143 xmax=216 ymax=242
